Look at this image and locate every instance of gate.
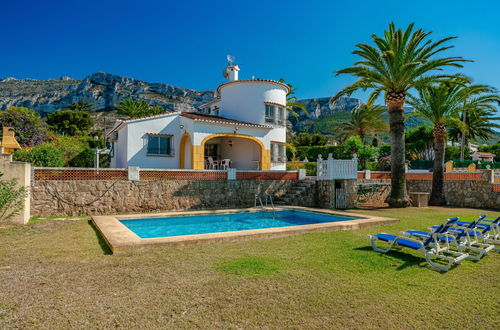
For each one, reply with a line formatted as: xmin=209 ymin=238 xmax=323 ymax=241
xmin=335 ymin=188 xmax=347 ymax=209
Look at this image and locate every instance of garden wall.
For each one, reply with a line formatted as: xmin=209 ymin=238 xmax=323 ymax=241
xmin=31 ymin=180 xmax=296 ymax=216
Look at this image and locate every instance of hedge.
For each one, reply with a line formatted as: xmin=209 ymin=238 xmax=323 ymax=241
xmin=287 ymin=146 xmax=350 ymax=162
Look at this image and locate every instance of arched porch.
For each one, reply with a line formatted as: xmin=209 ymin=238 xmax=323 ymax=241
xmin=179 ymin=132 xmax=193 ymax=169
xmin=192 ymin=133 xmax=270 ymax=170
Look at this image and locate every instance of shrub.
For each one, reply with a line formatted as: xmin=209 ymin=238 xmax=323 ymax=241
xmin=0 ymin=106 xmax=48 ymax=146
xmin=287 ymin=146 xmax=347 ymax=162
xmin=290 ymin=133 xmax=328 ymax=146
xmin=13 ymin=144 xmax=65 ymax=167
xmin=0 ymin=172 xmax=28 ymax=222
xmin=378 ymin=145 xmax=391 ymax=157
xmin=286 ymin=162 xmax=317 ymax=176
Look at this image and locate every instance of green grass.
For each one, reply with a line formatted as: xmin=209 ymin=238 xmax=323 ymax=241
xmin=0 ymin=207 xmax=498 ymax=328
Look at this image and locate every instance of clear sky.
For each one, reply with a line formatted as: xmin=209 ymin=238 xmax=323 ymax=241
xmin=1 ymin=0 xmax=500 ymax=104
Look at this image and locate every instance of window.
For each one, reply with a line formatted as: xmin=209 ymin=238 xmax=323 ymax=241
xmin=147 ymin=134 xmax=173 ymax=156
xmin=278 ymin=106 xmax=285 ymax=125
xmin=271 ymin=142 xmax=286 ymax=163
xmin=265 ymin=105 xmax=275 ymax=122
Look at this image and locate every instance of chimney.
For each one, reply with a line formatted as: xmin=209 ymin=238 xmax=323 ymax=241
xmin=227 ymin=65 xmax=240 ymax=81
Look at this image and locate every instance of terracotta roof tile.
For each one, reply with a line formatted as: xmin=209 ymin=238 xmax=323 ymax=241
xmin=180 ymin=112 xmax=272 ymax=128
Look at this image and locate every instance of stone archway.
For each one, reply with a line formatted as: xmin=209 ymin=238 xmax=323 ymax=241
xmin=192 ymin=133 xmax=270 ymax=170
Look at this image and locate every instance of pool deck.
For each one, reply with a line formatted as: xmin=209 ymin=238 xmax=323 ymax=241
xmin=91 ymin=206 xmax=399 ymax=254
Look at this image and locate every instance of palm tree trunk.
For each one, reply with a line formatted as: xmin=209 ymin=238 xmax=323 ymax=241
xmin=385 ymin=93 xmax=411 ymax=207
xmin=430 ymin=124 xmax=446 ymax=205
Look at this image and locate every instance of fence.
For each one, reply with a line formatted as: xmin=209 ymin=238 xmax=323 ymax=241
xmin=32 ymin=167 xmax=301 ymax=181
xmin=317 ymin=153 xmax=358 ymax=180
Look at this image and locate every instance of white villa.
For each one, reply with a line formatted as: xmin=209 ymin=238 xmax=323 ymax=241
xmin=107 ymin=63 xmax=289 ymax=171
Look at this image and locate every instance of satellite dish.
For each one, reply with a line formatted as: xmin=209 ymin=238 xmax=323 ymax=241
xmin=227 ymin=54 xmax=235 ymax=66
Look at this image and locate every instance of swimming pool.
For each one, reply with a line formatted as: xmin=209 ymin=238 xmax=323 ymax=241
xmin=92 ymin=207 xmax=398 ymax=253
xmin=120 ymin=210 xmax=362 ymax=238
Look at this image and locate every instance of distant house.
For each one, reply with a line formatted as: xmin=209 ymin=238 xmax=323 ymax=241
xmin=471 ymin=151 xmax=496 ymax=162
xmin=0 ymin=127 xmax=22 ymax=154
xmin=107 ymin=63 xmax=289 ymax=170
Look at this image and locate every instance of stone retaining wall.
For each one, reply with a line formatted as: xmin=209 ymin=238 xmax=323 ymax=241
xmin=407 ymin=180 xmax=499 ymax=209
xmin=31 ymin=180 xmax=295 ymax=216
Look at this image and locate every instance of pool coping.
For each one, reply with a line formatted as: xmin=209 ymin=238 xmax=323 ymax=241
xmin=91 ymin=206 xmax=399 ymax=254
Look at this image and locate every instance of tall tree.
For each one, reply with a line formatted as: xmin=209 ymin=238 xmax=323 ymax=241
xmin=407 ymin=81 xmax=500 ymax=205
xmin=46 ymin=109 xmax=95 ymax=136
xmin=335 ymin=102 xmax=388 ymax=143
xmin=331 ymin=22 xmax=470 ymax=207
xmin=115 ymin=98 xmax=165 ymax=119
xmin=65 ymin=98 xmax=96 ymax=112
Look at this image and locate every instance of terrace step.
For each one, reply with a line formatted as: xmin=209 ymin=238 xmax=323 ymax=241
xmin=274 ymin=178 xmax=316 ymax=206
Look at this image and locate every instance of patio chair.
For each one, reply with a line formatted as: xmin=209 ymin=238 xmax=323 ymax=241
xmin=220 ymin=159 xmax=231 ymax=170
xmin=369 ymin=217 xmax=469 ymax=272
xmin=455 ymin=216 xmax=500 ymax=247
xmin=404 ymin=215 xmax=494 ymax=261
xmin=207 ymin=157 xmax=219 ymax=170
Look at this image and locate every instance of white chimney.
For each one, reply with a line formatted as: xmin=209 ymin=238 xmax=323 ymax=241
xmin=227 ymin=65 xmax=240 ymax=81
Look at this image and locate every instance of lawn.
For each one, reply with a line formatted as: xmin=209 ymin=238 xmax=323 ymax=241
xmin=0 ymin=207 xmax=498 ymax=328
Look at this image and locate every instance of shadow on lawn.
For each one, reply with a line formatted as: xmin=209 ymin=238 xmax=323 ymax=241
xmin=354 ymin=246 xmax=426 ymax=271
xmin=88 ymin=220 xmax=112 ymax=255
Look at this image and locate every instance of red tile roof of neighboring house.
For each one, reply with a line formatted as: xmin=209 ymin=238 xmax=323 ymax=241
xmin=180 ymin=112 xmax=272 ymax=128
xmin=475 ymin=152 xmax=496 ymax=157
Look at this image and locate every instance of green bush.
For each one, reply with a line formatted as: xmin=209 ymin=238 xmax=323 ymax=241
xmin=286 ymin=162 xmax=317 ymax=176
xmin=378 ymin=145 xmax=391 ymax=157
xmin=0 ymin=171 xmax=28 ymax=222
xmin=13 ymin=144 xmax=65 ymax=167
xmin=287 ymin=146 xmax=347 ymax=162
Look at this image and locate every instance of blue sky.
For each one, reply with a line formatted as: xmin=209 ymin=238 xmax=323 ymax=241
xmin=1 ymin=0 xmax=500 ymax=104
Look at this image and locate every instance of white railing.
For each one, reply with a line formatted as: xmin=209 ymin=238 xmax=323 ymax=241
xmin=317 ymin=153 xmax=358 ymax=180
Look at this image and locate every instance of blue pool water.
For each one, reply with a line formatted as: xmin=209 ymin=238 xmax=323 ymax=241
xmin=120 ymin=210 xmax=361 ymax=239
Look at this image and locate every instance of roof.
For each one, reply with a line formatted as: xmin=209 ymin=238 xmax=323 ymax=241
xmin=216 ymin=79 xmax=291 ymax=94
xmin=106 ymin=111 xmax=181 ymax=137
xmin=180 ymin=112 xmax=272 ymax=128
xmin=474 ymin=152 xmax=496 ymax=157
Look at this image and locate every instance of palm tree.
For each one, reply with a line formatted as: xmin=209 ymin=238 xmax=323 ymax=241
xmin=335 ymin=102 xmax=388 ymax=143
xmin=279 ymin=78 xmax=307 ymax=118
xmin=407 ymin=81 xmax=500 ymax=205
xmin=331 ymin=22 xmax=470 ymax=207
xmin=448 ymin=107 xmax=500 ymax=160
xmin=115 ymin=98 xmax=165 ymax=119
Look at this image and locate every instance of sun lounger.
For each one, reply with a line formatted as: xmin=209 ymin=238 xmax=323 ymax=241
xmin=405 ymin=215 xmax=494 ymax=261
xmin=369 ymin=217 xmax=469 ymax=272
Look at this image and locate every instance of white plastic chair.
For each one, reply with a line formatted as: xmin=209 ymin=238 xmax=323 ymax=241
xmin=207 ymin=157 xmax=219 ymax=169
xmin=220 ymin=159 xmax=231 ymax=170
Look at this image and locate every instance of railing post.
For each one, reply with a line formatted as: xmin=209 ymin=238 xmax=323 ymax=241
xmin=298 ymin=169 xmax=306 ymax=180
xmin=365 ymin=169 xmax=371 ymax=179
xmin=327 ymin=153 xmax=334 ymax=180
xmin=128 ymin=166 xmax=140 ymax=181
xmin=227 ymin=168 xmax=236 ymax=180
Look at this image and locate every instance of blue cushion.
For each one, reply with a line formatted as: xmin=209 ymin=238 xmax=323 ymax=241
xmin=374 ymin=234 xmax=423 ymax=250
xmin=440 ymin=236 xmax=455 ymax=242
xmin=396 ymin=238 xmax=423 ymax=250
xmin=406 ymin=230 xmax=430 ymax=237
xmin=374 ymin=233 xmax=396 ymax=242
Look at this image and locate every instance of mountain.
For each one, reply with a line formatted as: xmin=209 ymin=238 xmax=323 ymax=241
xmin=0 ymin=72 xmax=214 ymax=115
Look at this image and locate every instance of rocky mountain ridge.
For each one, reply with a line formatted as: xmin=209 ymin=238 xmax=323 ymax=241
xmin=0 ymin=72 xmax=214 ymax=114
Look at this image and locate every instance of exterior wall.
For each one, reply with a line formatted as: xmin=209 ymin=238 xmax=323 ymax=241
xmin=0 ymin=154 xmax=31 ymax=224
xmin=218 ymin=82 xmax=287 ymax=125
xmin=111 ymin=125 xmax=128 ymax=168
xmin=125 ymin=113 xmax=182 ymax=169
xmin=31 ymin=180 xmax=295 ymax=216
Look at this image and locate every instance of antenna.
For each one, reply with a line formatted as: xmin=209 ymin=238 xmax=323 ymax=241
xmin=227 ymin=54 xmax=235 ymax=66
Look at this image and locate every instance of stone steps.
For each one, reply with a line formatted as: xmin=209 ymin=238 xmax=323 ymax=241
xmin=274 ymin=179 xmax=316 ymax=205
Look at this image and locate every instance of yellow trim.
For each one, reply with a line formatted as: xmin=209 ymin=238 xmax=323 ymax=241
xmin=179 ymin=132 xmax=193 ymax=169
xmin=192 ymin=133 xmax=270 ymax=170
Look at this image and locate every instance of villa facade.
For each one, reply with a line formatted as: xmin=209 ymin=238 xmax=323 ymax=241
xmin=107 ymin=64 xmax=289 ymax=170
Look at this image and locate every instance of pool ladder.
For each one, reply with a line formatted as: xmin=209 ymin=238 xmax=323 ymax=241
xmin=255 ymin=194 xmax=276 ymax=219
